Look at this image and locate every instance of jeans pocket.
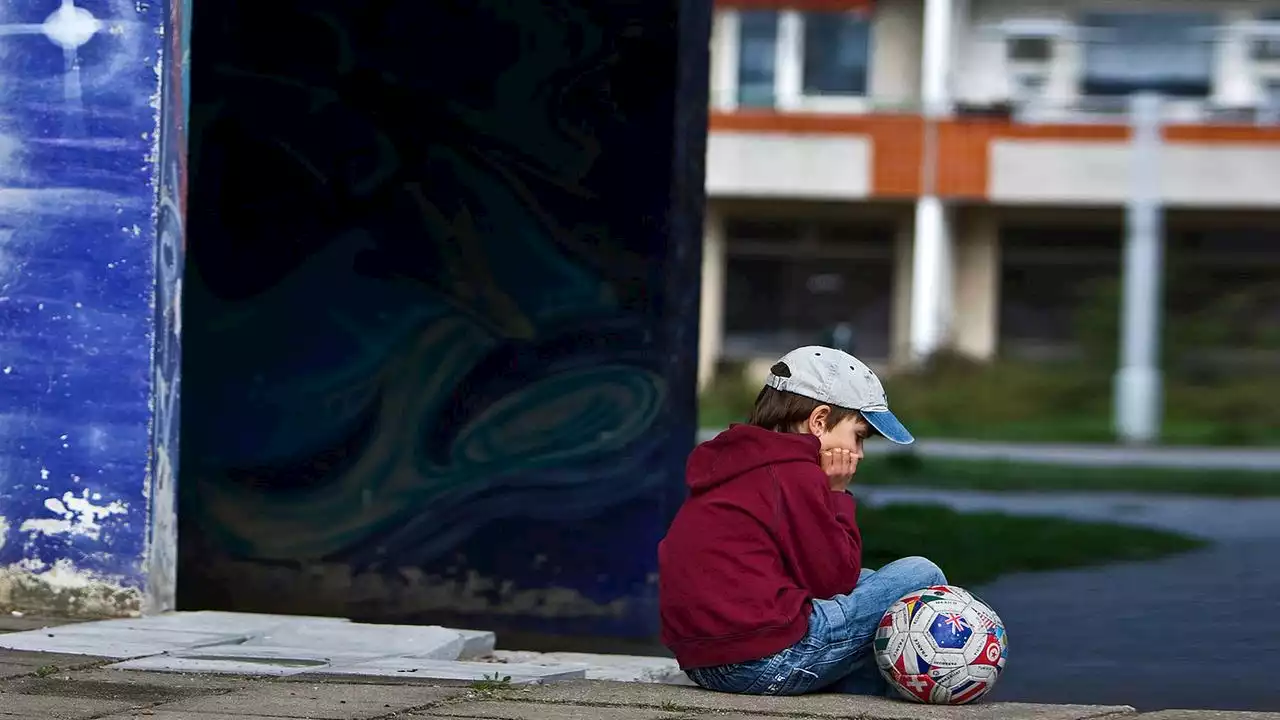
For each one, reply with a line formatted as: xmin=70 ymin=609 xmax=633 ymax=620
xmin=777 ymin=665 xmax=823 ymax=696
xmin=744 ymin=649 xmax=824 ymax=697
xmin=687 ymin=661 xmax=761 ymax=694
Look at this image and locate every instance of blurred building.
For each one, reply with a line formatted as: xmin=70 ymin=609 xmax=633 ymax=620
xmin=699 ymin=0 xmax=1280 ymax=386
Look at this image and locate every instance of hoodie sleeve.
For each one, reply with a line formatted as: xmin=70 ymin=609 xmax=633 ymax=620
xmin=773 ymin=464 xmax=864 ymax=600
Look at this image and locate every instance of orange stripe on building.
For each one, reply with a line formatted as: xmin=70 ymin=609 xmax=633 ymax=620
xmin=1163 ymin=125 xmax=1280 ymax=143
xmin=711 ymin=111 xmax=1280 ymax=199
xmin=934 ymin=121 xmax=1129 ymax=199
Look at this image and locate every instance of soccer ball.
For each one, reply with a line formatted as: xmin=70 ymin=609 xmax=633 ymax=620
xmin=874 ymin=584 xmax=1008 ymax=704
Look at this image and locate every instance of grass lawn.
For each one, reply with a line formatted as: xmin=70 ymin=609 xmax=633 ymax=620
xmin=859 ymin=503 xmax=1207 ymax=587
xmin=854 ymin=454 xmax=1280 ymax=497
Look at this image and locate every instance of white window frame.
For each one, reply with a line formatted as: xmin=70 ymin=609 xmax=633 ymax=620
xmin=1246 ymin=20 xmax=1280 ymax=115
xmin=713 ymin=8 xmax=873 ymax=114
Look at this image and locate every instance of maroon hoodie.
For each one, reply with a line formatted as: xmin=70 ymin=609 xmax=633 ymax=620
xmin=658 ymin=424 xmax=864 ymax=669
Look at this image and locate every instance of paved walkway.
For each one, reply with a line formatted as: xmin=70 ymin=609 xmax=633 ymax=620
xmin=696 ymin=431 xmax=1280 ymax=471
xmin=859 ymin=488 xmax=1280 ymax=712
xmin=0 ymin=645 xmax=1264 ymax=720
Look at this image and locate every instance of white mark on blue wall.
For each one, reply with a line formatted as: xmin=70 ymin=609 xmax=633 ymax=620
xmin=19 ymin=490 xmax=128 ymax=541
xmin=0 ymin=0 xmax=98 ymax=130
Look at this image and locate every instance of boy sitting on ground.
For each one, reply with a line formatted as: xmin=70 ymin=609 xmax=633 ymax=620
xmin=659 ymin=346 xmax=946 ymax=697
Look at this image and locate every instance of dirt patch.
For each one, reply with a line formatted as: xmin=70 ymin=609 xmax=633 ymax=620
xmin=0 ymin=676 xmax=209 ymax=704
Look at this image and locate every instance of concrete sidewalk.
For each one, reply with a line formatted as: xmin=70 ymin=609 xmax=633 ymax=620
xmin=695 ymin=430 xmax=1280 ymax=472
xmin=0 ymin=643 xmax=1273 ymax=720
xmin=1 ymin=615 xmax=1274 ymax=719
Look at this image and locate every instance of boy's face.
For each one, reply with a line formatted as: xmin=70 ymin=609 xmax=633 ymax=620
xmin=803 ymin=407 xmax=872 ymax=473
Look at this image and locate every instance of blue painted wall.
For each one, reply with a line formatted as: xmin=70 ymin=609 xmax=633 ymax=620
xmin=176 ymin=0 xmax=708 ymax=638
xmin=0 ymin=0 xmax=181 ymax=614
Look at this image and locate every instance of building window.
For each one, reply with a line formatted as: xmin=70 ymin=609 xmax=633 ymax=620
xmin=730 ymin=9 xmax=873 ymax=110
xmin=1080 ymin=12 xmax=1215 ymax=98
xmin=737 ymin=11 xmax=780 ymax=108
xmin=1263 ymin=79 xmax=1280 ymax=110
xmin=722 ymin=219 xmax=893 ymax=360
xmin=1006 ymin=36 xmax=1054 ymax=63
xmin=999 ymin=226 xmax=1120 ymax=359
xmin=801 ymin=11 xmax=871 ymax=97
xmin=1251 ymin=15 xmax=1280 ymax=61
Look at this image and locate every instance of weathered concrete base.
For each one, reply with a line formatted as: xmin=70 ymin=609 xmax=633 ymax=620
xmin=0 ymin=563 xmax=142 ymax=618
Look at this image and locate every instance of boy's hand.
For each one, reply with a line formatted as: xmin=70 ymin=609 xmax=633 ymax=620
xmin=821 ymin=448 xmax=856 ymax=492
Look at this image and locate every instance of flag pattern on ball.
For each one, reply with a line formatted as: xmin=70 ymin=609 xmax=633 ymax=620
xmin=874 ymin=584 xmax=1008 ymax=705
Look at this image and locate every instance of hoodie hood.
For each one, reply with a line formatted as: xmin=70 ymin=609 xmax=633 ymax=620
xmin=685 ymin=424 xmax=821 ymax=494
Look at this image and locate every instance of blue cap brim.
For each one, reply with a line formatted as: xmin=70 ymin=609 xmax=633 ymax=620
xmin=862 ymin=410 xmax=914 ymax=445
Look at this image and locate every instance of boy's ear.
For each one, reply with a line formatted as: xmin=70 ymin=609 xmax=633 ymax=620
xmin=807 ymin=405 xmax=831 ymax=435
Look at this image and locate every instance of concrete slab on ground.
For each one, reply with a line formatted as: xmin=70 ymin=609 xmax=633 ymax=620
xmin=108 ymin=644 xmax=394 ymax=676
xmin=242 ymin=619 xmax=467 ymax=659
xmin=458 ymin=628 xmax=498 ymax=660
xmin=0 ymin=624 xmax=250 ymax=659
xmin=313 ymin=657 xmax=587 ymax=683
xmin=94 ymin=610 xmax=352 ymax=635
xmin=0 ymin=611 xmax=492 ymax=680
xmin=492 ymin=650 xmax=691 ymax=684
xmin=109 ymin=654 xmax=325 ymax=677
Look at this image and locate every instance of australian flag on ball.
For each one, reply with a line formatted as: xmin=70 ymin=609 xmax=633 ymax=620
xmin=928 ymin=612 xmax=973 ymax=650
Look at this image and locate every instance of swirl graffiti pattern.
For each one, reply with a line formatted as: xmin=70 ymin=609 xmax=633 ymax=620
xmin=179 ymin=0 xmax=694 ymax=596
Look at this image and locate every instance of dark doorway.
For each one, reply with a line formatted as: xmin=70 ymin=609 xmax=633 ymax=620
xmin=176 ymin=0 xmax=709 ymax=646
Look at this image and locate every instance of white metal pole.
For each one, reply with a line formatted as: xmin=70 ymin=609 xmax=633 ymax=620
xmin=1114 ymin=92 xmax=1165 ymax=444
xmin=909 ymin=0 xmax=954 ymax=362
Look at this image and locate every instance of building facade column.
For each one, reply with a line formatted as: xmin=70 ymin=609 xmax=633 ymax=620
xmin=952 ymin=207 xmax=1001 ymax=360
xmin=698 ymin=208 xmax=727 ymax=390
xmin=909 ymin=198 xmax=954 ymax=360
xmin=890 ymin=218 xmax=915 ymax=366
xmin=909 ymin=0 xmax=957 ymax=362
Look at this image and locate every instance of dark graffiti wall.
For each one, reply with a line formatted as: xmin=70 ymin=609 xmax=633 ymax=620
xmin=177 ymin=0 xmax=709 ymax=637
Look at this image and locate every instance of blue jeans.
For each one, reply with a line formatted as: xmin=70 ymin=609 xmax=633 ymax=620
xmin=685 ymin=556 xmax=947 ymax=697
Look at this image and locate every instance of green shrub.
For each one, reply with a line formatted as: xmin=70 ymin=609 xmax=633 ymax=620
xmin=698 ymin=353 xmax=1280 ymax=446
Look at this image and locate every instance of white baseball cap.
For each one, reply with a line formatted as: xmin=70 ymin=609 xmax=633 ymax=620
xmin=763 ymin=345 xmax=914 ymax=445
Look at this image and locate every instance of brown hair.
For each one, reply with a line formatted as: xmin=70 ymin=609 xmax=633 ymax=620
xmin=747 ymin=364 xmax=860 ymax=433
